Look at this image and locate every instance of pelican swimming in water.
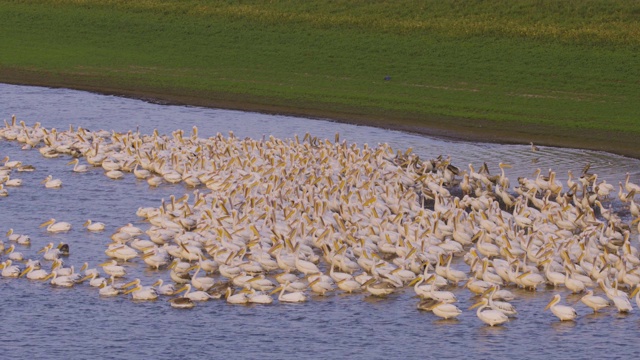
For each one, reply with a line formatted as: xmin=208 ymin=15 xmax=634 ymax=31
xmin=99 ymin=260 xmax=127 ymax=277
xmin=152 ymin=279 xmax=176 ymax=296
xmin=1 ymin=260 xmax=21 ymax=278
xmin=6 ymin=229 xmax=31 ymax=245
xmin=40 ymin=218 xmax=72 ymax=233
xmin=38 ymin=242 xmax=61 ymax=260
xmin=544 ymin=294 xmax=577 ymax=321
xmin=423 ymin=301 xmax=463 ymax=319
xmin=67 ymin=158 xmax=89 ymax=173
xmin=44 ymin=272 xmax=76 ymax=287
xmin=83 ymin=219 xmax=106 ymax=232
xmin=20 ymin=265 xmax=49 ymax=280
xmin=41 ymin=175 xmax=62 ymax=188
xmin=271 ymin=282 xmax=307 ymax=303
xmin=470 ymin=298 xmax=509 ymax=326
xmin=176 ymin=283 xmax=218 ymax=301
xmin=123 ymin=283 xmax=159 ymax=301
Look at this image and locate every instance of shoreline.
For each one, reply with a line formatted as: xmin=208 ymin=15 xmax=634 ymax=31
xmin=3 ymin=79 xmax=638 ymax=160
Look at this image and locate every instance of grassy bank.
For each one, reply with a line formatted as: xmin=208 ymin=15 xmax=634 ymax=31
xmin=1 ymin=1 xmax=639 ymax=156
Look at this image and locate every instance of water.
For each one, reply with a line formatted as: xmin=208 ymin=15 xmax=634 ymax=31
xmin=1 ymin=83 xmax=639 ymax=359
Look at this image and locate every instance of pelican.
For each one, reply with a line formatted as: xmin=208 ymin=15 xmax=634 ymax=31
xmin=6 ymin=229 xmax=30 ymax=245
xmin=336 ymin=278 xmax=364 ymax=293
xmin=81 ymin=273 xmax=107 ymax=287
xmin=38 ymin=242 xmax=61 ymax=260
xmin=544 ymin=294 xmax=577 ymax=321
xmin=362 ymin=278 xmax=396 ymax=297
xmin=4 ymin=244 xmax=24 ymax=261
xmin=485 ymin=286 xmax=517 ymax=317
xmin=246 ymin=288 xmax=274 ymax=304
xmin=40 ymin=218 xmax=72 ymax=233
xmin=99 ymin=278 xmax=121 ymax=297
xmin=176 ymin=283 xmax=217 ymax=301
xmin=42 ymin=175 xmax=62 ymax=188
xmin=423 ymin=301 xmax=463 ymax=319
xmin=99 ymin=260 xmax=127 ymax=277
xmin=580 ymin=290 xmax=610 ymax=313
xmin=470 ymin=298 xmax=509 ymax=326
xmin=152 ymin=279 xmax=176 ymax=295
xmin=20 ymin=265 xmax=49 ymax=280
xmin=1 ymin=260 xmax=21 ymax=277
xmin=225 ymin=287 xmax=248 ymax=304
xmin=105 ymin=244 xmax=139 ymax=261
xmin=83 ymin=220 xmax=106 ymax=232
xmin=67 ymin=158 xmax=89 ymax=172
xmin=271 ymin=283 xmax=307 ymax=303
xmin=44 ymin=272 xmax=75 ymax=287
xmin=123 ymin=284 xmax=159 ymax=301
xmin=307 ymin=277 xmax=334 ymax=295
xmin=191 ymin=265 xmax=215 ymax=291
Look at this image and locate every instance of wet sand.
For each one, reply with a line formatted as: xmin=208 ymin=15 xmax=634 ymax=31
xmin=1 ymin=71 xmax=636 ymax=159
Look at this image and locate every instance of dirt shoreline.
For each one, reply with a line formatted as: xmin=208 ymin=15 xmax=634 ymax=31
xmin=2 ymin=76 xmax=637 ymax=160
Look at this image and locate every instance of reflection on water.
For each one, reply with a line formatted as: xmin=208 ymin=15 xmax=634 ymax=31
xmin=1 ymin=83 xmax=640 ymax=359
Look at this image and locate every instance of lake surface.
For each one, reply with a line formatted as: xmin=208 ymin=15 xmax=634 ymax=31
xmin=1 ymin=83 xmax=639 ymax=359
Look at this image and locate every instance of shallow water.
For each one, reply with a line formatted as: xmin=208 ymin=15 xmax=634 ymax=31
xmin=1 ymin=83 xmax=640 ymax=359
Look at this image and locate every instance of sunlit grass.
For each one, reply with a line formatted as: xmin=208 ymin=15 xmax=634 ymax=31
xmin=0 ymin=0 xmax=639 ymax=152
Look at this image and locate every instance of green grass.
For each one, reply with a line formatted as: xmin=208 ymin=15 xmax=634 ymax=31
xmin=1 ymin=1 xmax=639 ymax=155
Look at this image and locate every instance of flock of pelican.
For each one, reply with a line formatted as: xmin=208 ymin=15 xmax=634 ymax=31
xmin=3 ymin=115 xmax=640 ymax=325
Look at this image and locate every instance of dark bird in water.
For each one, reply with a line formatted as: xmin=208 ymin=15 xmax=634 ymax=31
xmin=530 ymin=142 xmax=540 ymax=152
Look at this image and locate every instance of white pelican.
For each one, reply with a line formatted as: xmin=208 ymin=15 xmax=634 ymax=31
xmin=123 ymin=284 xmax=159 ymax=301
xmin=83 ymin=220 xmax=106 ymax=232
xmin=580 ymin=290 xmax=610 ymax=313
xmin=307 ymin=277 xmax=334 ymax=296
xmin=105 ymin=244 xmax=139 ymax=261
xmin=152 ymin=279 xmax=176 ymax=295
xmin=245 ymin=274 xmax=276 ymax=292
xmin=42 ymin=175 xmax=62 ymax=188
xmin=44 ymin=272 xmax=75 ymax=287
xmin=271 ymin=282 xmax=307 ymax=303
xmin=611 ymin=294 xmax=633 ymax=313
xmin=544 ymin=294 xmax=577 ymax=321
xmin=20 ymin=265 xmax=49 ymax=280
xmin=336 ymin=278 xmax=364 ymax=293
xmin=105 ymin=170 xmax=124 ymax=180
xmin=67 ymin=158 xmax=89 ymax=172
xmin=6 ymin=229 xmax=31 ymax=245
xmin=40 ymin=218 xmax=72 ymax=233
xmin=470 ymin=298 xmax=509 ymax=326
xmin=225 ymin=287 xmax=249 ymax=304
xmin=362 ymin=278 xmax=396 ymax=297
xmin=38 ymin=242 xmax=61 ymax=260
xmin=142 ymin=249 xmax=171 ymax=269
xmin=246 ymin=288 xmax=274 ymax=304
xmin=117 ymin=223 xmax=144 ymax=237
xmin=99 ymin=279 xmax=121 ymax=297
xmin=4 ymin=244 xmax=24 ymax=261
xmin=176 ymin=283 xmax=217 ymax=301
xmin=99 ymin=260 xmax=127 ymax=277
xmin=81 ymin=273 xmax=107 ymax=287
xmin=294 ymin=243 xmax=321 ymax=275
xmin=424 ymin=302 xmax=463 ymax=319
xmin=1 ymin=260 xmax=21 ymax=277
xmin=486 ymin=286 xmax=517 ymax=317
xmin=4 ymin=177 xmax=22 ymax=187
xmin=191 ymin=266 xmax=215 ymax=291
